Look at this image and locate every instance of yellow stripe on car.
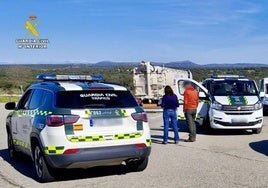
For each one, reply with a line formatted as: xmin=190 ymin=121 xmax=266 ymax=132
xmin=85 ymin=109 xmax=91 ymax=117
xmin=67 ymin=132 xmax=143 ymax=142
xmin=120 ymin=109 xmax=128 ymax=117
xmin=11 ymin=110 xmax=53 ymax=116
xmin=44 ymin=146 xmax=64 ymax=154
xmin=243 ymin=96 xmax=248 ymax=105
xmin=67 ymin=135 xmax=105 ymax=142
xmin=13 ymin=139 xmax=31 ymax=150
xmin=146 ymin=139 xmax=152 ymax=146
xmin=227 ymin=96 xmax=232 ymax=105
xmin=113 ymin=132 xmax=142 ymax=140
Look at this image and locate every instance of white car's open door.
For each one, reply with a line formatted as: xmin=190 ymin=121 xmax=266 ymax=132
xmin=175 ymin=78 xmax=210 ymax=126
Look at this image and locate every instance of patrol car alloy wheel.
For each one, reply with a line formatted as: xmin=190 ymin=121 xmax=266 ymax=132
xmin=34 ymin=145 xmax=54 ymax=182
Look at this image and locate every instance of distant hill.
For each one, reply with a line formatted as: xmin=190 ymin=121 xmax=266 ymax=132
xmin=1 ymin=60 xmax=268 ymax=68
xmin=94 ymin=61 xmax=268 ymax=68
xmin=95 ymin=61 xmax=138 ymax=66
xmin=203 ymin=63 xmax=268 ymax=68
xmin=165 ymin=60 xmax=201 ymax=68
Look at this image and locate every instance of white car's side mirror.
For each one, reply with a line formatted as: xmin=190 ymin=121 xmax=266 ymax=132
xmin=199 ymin=91 xmax=206 ymax=98
xmin=259 ymin=91 xmax=265 ymax=98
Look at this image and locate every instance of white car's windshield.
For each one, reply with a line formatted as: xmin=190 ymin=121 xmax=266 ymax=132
xmin=210 ymin=80 xmax=258 ymax=96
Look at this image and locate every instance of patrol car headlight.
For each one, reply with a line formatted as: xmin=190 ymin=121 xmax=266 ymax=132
xmin=254 ymin=101 xmax=262 ymax=110
xmin=211 ymin=101 xmax=222 ymax=110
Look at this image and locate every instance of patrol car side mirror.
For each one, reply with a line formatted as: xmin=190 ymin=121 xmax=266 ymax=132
xmin=259 ymin=91 xmax=265 ymax=98
xmin=199 ymin=91 xmax=206 ymax=98
xmin=5 ymin=102 xmax=16 ymax=110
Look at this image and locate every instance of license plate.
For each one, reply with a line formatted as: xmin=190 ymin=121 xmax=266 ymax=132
xmin=89 ymin=109 xmax=124 ymax=118
xmin=231 ymin=118 xmax=248 ymax=123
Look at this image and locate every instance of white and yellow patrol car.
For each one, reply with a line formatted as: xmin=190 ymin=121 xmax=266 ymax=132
xmin=5 ymin=74 xmax=151 ymax=182
xmin=175 ymin=75 xmax=263 ymax=133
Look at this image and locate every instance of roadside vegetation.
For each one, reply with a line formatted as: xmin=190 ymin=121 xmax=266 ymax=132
xmin=0 ymin=64 xmax=267 ymax=102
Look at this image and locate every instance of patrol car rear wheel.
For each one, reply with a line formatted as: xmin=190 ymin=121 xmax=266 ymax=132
xmin=7 ymin=133 xmax=19 ymax=160
xmin=34 ymin=145 xmax=55 ymax=182
xmin=126 ymin=157 xmax=149 ymax=172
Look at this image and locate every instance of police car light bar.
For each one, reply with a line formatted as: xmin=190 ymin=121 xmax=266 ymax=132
xmin=36 ymin=74 xmax=104 ymax=81
xmin=210 ymin=74 xmax=245 ymax=79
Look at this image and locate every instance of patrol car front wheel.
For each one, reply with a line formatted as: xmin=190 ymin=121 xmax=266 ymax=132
xmin=34 ymin=145 xmax=55 ymax=182
xmin=126 ymin=157 xmax=149 ymax=172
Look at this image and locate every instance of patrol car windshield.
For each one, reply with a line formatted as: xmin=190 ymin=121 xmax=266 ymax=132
xmin=55 ymin=90 xmax=138 ymax=109
xmin=210 ymin=80 xmax=258 ymax=96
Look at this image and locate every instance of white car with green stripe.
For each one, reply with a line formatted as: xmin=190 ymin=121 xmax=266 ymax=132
xmin=176 ymin=75 xmax=263 ymax=133
xmin=5 ymin=74 xmax=151 ymax=182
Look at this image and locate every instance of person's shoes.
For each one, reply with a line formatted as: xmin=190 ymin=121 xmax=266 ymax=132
xmin=184 ymin=139 xmax=196 ymax=142
xmin=174 ymin=141 xmax=179 ymax=144
xmin=162 ymin=141 xmax=167 ymax=145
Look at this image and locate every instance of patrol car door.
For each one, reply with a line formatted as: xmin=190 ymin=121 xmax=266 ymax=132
xmin=175 ymin=78 xmax=209 ymax=126
xmin=15 ymin=89 xmax=33 ymax=153
xmin=21 ymin=89 xmax=46 ymax=154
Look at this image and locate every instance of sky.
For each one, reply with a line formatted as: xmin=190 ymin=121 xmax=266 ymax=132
xmin=1 ymin=0 xmax=268 ymax=64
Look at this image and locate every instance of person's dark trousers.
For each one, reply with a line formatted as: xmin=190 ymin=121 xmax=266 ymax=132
xmin=185 ymin=109 xmax=197 ymax=141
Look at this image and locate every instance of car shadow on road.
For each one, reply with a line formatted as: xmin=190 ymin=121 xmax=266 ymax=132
xmin=151 ymin=120 xmax=253 ymax=137
xmin=0 ymin=149 xmax=36 ymax=179
xmin=150 ymin=121 xmax=189 ymax=133
xmin=51 ymin=165 xmax=128 ymax=182
xmin=150 ymin=135 xmax=175 ymax=144
xmin=179 ymin=120 xmax=255 ymax=136
xmin=150 ymin=128 xmax=163 ymax=132
xmin=249 ymin=140 xmax=268 ymax=156
xmin=0 ymin=148 xmax=133 ymax=183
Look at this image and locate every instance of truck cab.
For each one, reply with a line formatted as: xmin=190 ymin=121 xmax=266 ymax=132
xmin=259 ymin=77 xmax=268 ymax=114
xmin=176 ymin=75 xmax=263 ymax=134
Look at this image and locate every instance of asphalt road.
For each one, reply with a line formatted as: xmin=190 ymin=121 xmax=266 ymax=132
xmin=0 ymin=104 xmax=267 ymax=188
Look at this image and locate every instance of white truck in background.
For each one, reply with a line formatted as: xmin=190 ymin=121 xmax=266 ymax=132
xmin=133 ymin=61 xmax=192 ymax=104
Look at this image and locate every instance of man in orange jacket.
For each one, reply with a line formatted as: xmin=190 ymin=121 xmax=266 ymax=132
xmin=183 ymin=81 xmax=199 ymax=142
